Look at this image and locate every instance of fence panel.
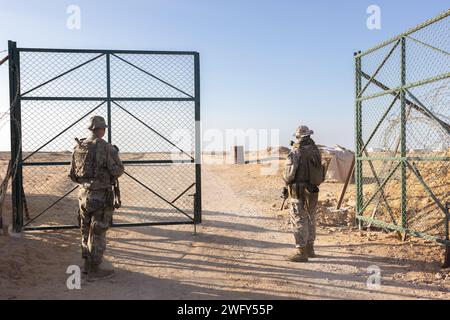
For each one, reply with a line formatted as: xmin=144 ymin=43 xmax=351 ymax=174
xmin=355 ymin=10 xmax=449 ymax=244
xmin=8 ymin=43 xmax=201 ymax=231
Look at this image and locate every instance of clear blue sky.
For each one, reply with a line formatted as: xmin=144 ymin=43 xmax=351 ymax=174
xmin=0 ymin=0 xmax=448 ymax=151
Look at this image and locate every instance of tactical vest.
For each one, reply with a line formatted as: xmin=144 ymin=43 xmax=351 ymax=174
xmin=72 ymin=138 xmax=98 ymax=180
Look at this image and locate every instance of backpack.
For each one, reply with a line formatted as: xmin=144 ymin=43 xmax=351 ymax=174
xmin=304 ymin=145 xmax=327 ymax=186
xmin=71 ymin=138 xmax=98 ymax=181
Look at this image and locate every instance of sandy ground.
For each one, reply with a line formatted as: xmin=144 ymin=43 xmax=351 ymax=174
xmin=0 ymin=159 xmax=449 ymax=300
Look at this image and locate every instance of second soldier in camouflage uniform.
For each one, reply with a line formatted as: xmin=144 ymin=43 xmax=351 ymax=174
xmin=283 ymin=125 xmax=322 ymax=262
xmin=69 ymin=116 xmax=124 ymax=281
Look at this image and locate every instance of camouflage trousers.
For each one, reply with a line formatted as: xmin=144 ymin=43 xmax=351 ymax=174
xmin=78 ymin=187 xmax=114 ymax=265
xmin=289 ymin=183 xmax=319 ymax=248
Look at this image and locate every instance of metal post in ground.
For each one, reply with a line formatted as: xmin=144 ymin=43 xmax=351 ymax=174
xmin=400 ymin=36 xmax=407 ymax=241
xmin=8 ymin=40 xmax=23 ymax=233
xmin=443 ymin=202 xmax=450 ymax=268
xmin=194 ymin=52 xmax=202 ymax=226
xmin=354 ymin=51 xmax=363 ymax=230
xmin=106 ymin=53 xmax=112 ymax=143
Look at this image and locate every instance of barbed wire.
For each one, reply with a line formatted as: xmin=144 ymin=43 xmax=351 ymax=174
xmin=381 ymin=79 xmax=449 ymax=151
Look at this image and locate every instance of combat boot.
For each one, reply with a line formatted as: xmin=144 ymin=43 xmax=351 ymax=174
xmin=87 ymin=263 xmax=115 ymax=282
xmin=306 ymin=242 xmax=316 ymax=258
xmin=287 ymin=247 xmax=308 ymax=262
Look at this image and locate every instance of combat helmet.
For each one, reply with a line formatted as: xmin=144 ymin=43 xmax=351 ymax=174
xmin=88 ymin=116 xmax=108 ymax=131
xmin=294 ymin=125 xmax=314 ymax=139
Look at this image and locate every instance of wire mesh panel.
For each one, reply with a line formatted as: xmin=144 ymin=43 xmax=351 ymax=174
xmin=8 ymin=43 xmax=201 ymax=231
xmin=355 ymin=10 xmax=449 ymax=244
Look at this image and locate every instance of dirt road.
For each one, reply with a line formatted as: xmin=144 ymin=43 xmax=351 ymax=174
xmin=0 ymin=164 xmax=449 ymax=299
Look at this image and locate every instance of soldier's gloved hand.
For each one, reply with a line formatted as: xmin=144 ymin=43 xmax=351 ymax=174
xmin=112 ymin=145 xmax=119 ymax=152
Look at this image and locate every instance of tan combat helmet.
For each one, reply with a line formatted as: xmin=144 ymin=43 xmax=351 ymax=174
xmin=88 ymin=115 xmax=108 ymax=131
xmin=294 ymin=125 xmax=314 ymax=139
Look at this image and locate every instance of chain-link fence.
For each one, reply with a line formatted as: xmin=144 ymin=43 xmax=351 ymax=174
xmin=355 ymin=10 xmax=449 ymax=244
xmin=8 ymin=42 xmax=201 ymax=231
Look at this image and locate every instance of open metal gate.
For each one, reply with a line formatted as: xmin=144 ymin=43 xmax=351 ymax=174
xmin=354 ymin=10 xmax=449 ymax=245
xmin=8 ymin=41 xmax=201 ymax=231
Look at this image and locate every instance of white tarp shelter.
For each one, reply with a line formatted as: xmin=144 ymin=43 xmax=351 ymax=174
xmin=319 ymin=145 xmax=354 ymax=183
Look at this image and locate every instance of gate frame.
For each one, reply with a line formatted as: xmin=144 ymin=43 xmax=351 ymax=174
xmin=354 ymin=10 xmax=450 ymax=245
xmin=8 ymin=41 xmax=202 ymax=232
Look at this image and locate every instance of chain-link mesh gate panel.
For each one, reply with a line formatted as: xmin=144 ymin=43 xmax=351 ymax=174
xmin=8 ymin=44 xmax=201 ymax=231
xmin=355 ymin=10 xmax=449 ymax=244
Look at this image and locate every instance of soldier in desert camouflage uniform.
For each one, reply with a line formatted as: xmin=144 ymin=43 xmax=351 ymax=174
xmin=283 ymin=125 xmax=322 ymax=262
xmin=69 ymin=116 xmax=124 ymax=281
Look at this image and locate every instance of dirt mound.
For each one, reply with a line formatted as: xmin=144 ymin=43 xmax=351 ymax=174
xmin=266 ymin=146 xmax=290 ymax=155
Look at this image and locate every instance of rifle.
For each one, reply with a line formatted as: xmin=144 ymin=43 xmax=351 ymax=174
xmin=113 ymin=178 xmax=121 ymax=209
xmin=111 ymin=144 xmax=122 ymax=209
xmin=280 ymin=186 xmax=288 ymax=211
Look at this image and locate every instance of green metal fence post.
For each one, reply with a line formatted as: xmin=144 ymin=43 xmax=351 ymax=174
xmin=400 ymin=37 xmax=407 ymax=236
xmin=8 ymin=40 xmax=23 ymax=233
xmin=194 ymin=52 xmax=202 ymax=225
xmin=444 ymin=202 xmax=450 ymax=268
xmin=106 ymin=53 xmax=112 ymax=143
xmin=355 ymin=51 xmax=363 ymax=228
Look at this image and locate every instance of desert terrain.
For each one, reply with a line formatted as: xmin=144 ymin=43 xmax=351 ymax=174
xmin=0 ymin=152 xmax=449 ymax=300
